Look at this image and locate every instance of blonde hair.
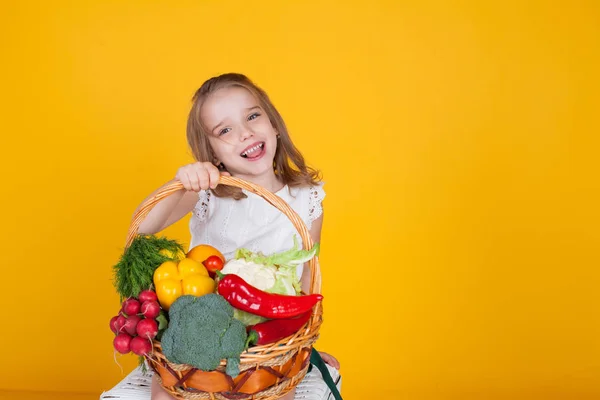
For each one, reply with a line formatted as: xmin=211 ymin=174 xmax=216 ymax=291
xmin=186 ymin=73 xmax=321 ymax=199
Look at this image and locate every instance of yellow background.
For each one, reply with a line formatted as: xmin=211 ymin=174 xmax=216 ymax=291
xmin=1 ymin=1 xmax=599 ymax=399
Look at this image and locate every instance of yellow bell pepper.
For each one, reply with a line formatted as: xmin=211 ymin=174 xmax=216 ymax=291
xmin=153 ymin=258 xmax=215 ymax=310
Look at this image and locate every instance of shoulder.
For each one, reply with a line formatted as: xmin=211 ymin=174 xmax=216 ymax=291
xmin=287 ymin=181 xmax=325 ymax=228
xmin=306 ymin=182 xmax=325 ymax=242
xmin=307 ymin=181 xmax=325 ymax=221
xmin=192 ymin=188 xmax=234 ymax=221
xmin=288 ymin=181 xmax=326 ymax=199
xmin=297 ymin=181 xmax=325 ymax=207
xmin=191 ymin=190 xmax=211 ymax=222
xmin=308 ymin=181 xmax=325 ymax=202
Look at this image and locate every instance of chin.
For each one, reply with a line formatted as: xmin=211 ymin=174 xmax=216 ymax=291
xmin=232 ymin=144 xmax=277 ymax=174
xmin=249 ymin=162 xmax=276 ymax=177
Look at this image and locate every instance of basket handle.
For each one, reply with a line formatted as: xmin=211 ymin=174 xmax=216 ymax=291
xmin=125 ymin=176 xmax=321 ymax=295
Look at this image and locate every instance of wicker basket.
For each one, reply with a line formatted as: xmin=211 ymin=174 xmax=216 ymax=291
xmin=125 ymin=176 xmax=323 ymax=400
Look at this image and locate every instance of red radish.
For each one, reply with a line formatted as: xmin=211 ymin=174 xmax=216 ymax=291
xmin=136 ymin=318 xmax=158 ymax=339
xmin=115 ymin=314 xmax=127 ymax=332
xmin=122 ymin=298 xmax=141 ymax=316
xmin=113 ymin=333 xmax=132 ymax=354
xmin=130 ymin=336 xmax=152 ymax=356
xmin=122 ymin=314 xmax=142 ymax=336
xmin=141 ymin=300 xmax=160 ymax=319
xmin=109 ymin=316 xmax=119 ymax=334
xmin=138 ymin=290 xmax=158 ymax=303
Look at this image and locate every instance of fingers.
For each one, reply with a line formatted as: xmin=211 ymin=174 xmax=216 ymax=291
xmin=176 ymin=162 xmax=222 ymax=192
xmin=319 ymin=351 xmax=340 ymax=369
xmin=195 ymin=164 xmax=209 ymax=191
xmin=207 ymin=164 xmax=221 ymax=189
xmin=175 ymin=169 xmax=193 ymax=191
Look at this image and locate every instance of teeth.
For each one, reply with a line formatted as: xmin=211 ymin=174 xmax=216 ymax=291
xmin=241 ymin=143 xmax=264 ymax=157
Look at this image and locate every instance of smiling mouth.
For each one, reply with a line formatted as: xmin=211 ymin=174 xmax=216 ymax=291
xmin=240 ymin=142 xmax=265 ymax=158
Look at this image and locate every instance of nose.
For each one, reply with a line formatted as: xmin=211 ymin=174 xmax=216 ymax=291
xmin=239 ymin=124 xmax=254 ymax=141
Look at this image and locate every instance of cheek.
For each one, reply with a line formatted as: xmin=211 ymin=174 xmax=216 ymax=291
xmin=256 ymin=119 xmax=276 ymax=133
xmin=206 ymin=139 xmax=224 ymax=160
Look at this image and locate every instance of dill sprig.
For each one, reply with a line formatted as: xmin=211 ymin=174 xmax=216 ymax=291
xmin=113 ymin=235 xmax=185 ymax=300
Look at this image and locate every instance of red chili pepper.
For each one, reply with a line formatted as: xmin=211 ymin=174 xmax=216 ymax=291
xmin=246 ymin=312 xmax=312 ymax=347
xmin=216 ymin=272 xmax=323 ymax=319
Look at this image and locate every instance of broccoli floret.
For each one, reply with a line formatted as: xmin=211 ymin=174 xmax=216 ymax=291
xmin=161 ymin=294 xmax=248 ymax=377
xmin=220 ymin=314 xmax=248 ymax=376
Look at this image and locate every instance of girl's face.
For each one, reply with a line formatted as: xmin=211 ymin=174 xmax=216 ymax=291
xmin=201 ymin=86 xmax=278 ymax=180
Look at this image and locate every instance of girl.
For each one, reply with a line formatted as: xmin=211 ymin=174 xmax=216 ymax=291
xmin=133 ymin=73 xmax=339 ymax=400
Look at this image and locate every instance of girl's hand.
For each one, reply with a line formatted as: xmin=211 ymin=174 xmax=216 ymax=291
xmin=318 ymin=351 xmax=340 ymax=369
xmin=175 ymin=162 xmax=228 ymax=191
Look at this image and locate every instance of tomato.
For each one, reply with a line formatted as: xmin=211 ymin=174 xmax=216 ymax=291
xmin=187 ymin=244 xmax=225 ymax=264
xmin=202 ymin=255 xmax=224 ymax=278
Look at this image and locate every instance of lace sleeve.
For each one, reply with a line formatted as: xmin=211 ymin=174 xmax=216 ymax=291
xmin=307 ymin=182 xmax=325 ymax=229
xmin=192 ymin=190 xmax=211 ymax=222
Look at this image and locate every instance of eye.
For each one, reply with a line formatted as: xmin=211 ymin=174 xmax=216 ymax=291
xmin=248 ymin=112 xmax=261 ymax=121
xmin=218 ymin=127 xmax=231 ymax=136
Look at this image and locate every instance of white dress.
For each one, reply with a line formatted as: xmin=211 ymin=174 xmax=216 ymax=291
xmin=189 ymin=182 xmax=325 ymax=278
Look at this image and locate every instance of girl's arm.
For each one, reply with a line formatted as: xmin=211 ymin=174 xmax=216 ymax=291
xmin=134 ymin=179 xmax=200 ymax=235
xmin=134 ymin=162 xmax=222 ymax=235
xmin=300 ymin=210 xmax=324 ymax=293
xmin=301 ymin=210 xmax=341 ymax=369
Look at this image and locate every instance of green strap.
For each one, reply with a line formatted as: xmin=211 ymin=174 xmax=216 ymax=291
xmin=309 ymin=348 xmax=343 ymax=400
